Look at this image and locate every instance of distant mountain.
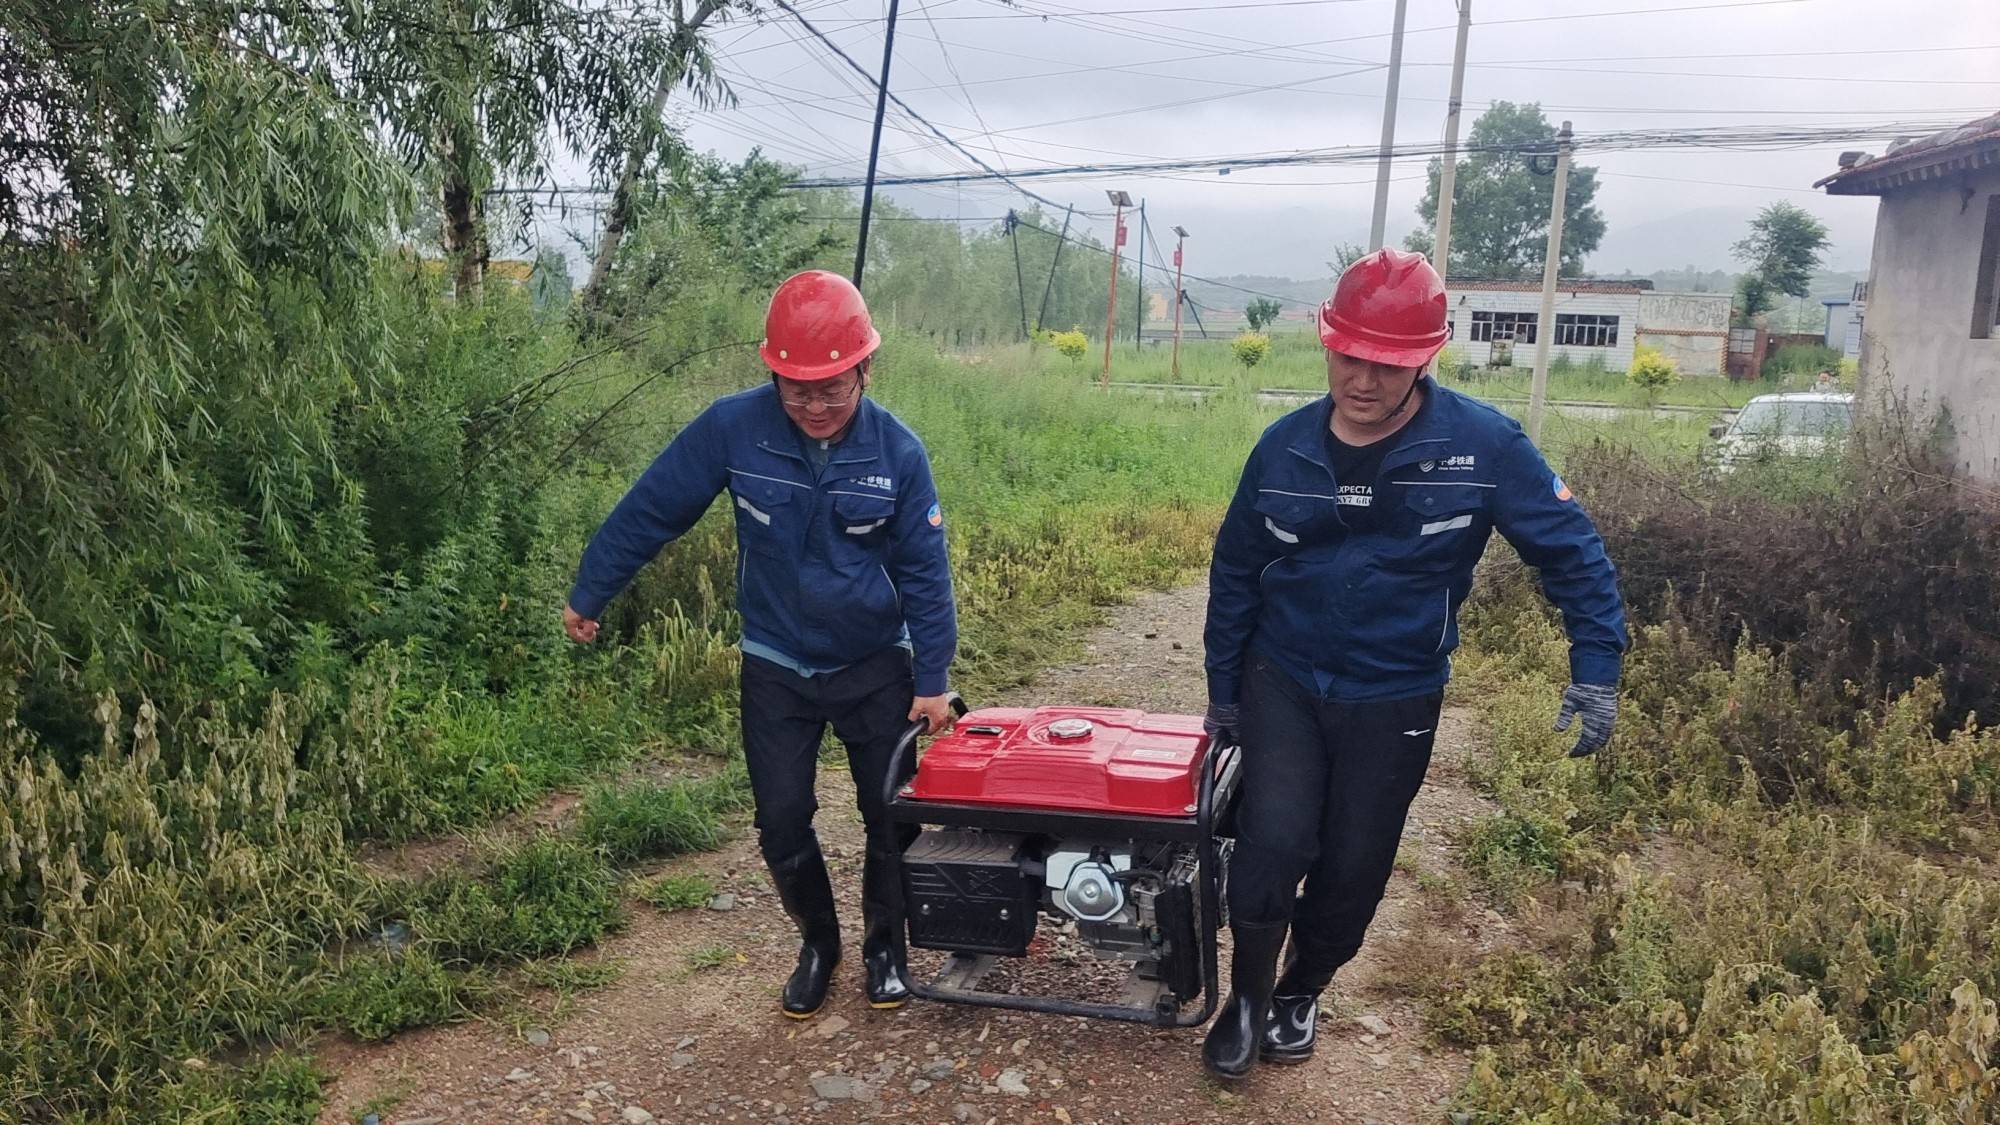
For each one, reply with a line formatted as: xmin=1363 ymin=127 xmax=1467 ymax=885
xmin=1591 ymin=204 xmax=1874 ymax=276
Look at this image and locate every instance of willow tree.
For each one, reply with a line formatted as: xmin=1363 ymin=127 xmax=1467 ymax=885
xmin=342 ymin=0 xmax=747 ymax=301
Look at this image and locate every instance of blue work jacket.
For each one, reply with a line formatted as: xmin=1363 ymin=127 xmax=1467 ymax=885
xmin=1205 ymin=381 xmax=1626 ymax=707
xmin=568 ymin=384 xmax=957 ymax=696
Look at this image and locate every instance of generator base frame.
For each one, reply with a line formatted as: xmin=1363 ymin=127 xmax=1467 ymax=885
xmin=880 ymin=700 xmax=1241 ymax=1027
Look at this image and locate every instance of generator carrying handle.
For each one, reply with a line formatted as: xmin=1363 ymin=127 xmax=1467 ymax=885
xmin=883 ymin=693 xmax=969 ymax=810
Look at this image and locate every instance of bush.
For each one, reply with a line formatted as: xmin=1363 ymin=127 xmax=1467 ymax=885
xmin=1230 ymin=332 xmax=1270 ymax=369
xmin=1764 ymin=342 xmax=1842 ymax=380
xmin=1626 ymin=345 xmax=1680 ymax=399
xmin=1050 ymin=328 xmax=1089 ymax=363
xmin=421 ymin=836 xmax=625 ymax=960
xmin=314 ymin=947 xmax=491 ymax=1041
xmin=576 ymin=772 xmax=747 ymax=862
xmin=1558 ymin=434 xmax=2000 ymax=739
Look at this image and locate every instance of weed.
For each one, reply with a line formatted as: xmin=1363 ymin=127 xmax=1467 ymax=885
xmin=687 ymin=943 xmax=740 ymax=971
xmin=576 ymin=776 xmax=735 ymax=863
xmin=642 ymin=872 xmax=718 ymax=912
xmin=422 ymin=836 xmax=625 ymax=961
xmin=519 ymin=956 xmax=627 ymax=995
xmin=314 ymin=947 xmax=492 ymax=1041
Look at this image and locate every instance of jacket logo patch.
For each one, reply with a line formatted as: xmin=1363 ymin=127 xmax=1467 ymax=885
xmin=1434 ymin=455 xmax=1477 ymax=472
xmin=927 ymin=503 xmax=943 ymax=527
xmin=735 ymin=494 xmax=772 ymax=526
xmin=1553 ymin=475 xmax=1573 ymax=501
xmin=1420 ymin=460 xmax=1435 ymax=472
xmin=1420 ymin=514 xmax=1474 ymax=536
xmin=855 ymin=474 xmax=894 ymax=491
xmin=1265 ymin=517 xmax=1300 ymax=544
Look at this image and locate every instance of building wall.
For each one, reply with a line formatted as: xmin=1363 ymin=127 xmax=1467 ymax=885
xmin=1858 ymin=167 xmax=2000 ymax=479
xmin=1443 ymin=288 xmax=1640 ymax=371
xmin=1823 ymin=302 xmax=1856 ymax=351
xmin=1638 ymin=291 xmax=1732 ymax=375
xmin=1635 ymin=331 xmax=1728 ymax=375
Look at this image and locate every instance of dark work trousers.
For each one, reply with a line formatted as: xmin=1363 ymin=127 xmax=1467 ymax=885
xmin=740 ymin=645 xmax=919 ymax=868
xmin=1227 ymin=650 xmax=1442 ymax=977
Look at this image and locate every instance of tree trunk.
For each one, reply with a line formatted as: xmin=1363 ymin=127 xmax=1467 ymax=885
xmin=443 ymin=168 xmax=483 ymax=305
xmin=579 ymin=0 xmax=729 ymax=317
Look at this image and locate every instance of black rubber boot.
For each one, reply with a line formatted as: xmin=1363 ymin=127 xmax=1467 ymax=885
xmin=768 ymin=845 xmax=841 ymax=1019
xmin=860 ymin=842 xmax=913 ymax=1008
xmin=1262 ymin=936 xmax=1339 ymax=1064
xmin=1202 ymin=921 xmax=1288 ymax=1081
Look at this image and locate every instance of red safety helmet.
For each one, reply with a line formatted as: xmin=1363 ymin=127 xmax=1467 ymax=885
xmin=1318 ymin=248 xmax=1449 ymax=368
xmin=760 ymin=270 xmax=882 ymax=381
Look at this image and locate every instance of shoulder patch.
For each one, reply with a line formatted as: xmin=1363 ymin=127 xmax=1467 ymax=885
xmin=1553 ymin=475 xmax=1573 ymax=502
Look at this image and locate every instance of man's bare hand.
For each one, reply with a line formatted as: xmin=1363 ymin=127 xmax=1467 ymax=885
xmin=563 ymin=603 xmax=600 ymax=644
xmin=908 ymin=694 xmax=957 ymax=734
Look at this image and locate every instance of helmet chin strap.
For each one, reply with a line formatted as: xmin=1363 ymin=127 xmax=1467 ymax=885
xmin=1383 ymin=372 xmax=1424 ymax=420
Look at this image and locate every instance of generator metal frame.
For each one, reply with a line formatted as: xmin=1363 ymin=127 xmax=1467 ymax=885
xmin=880 ymin=701 xmax=1240 ymax=1027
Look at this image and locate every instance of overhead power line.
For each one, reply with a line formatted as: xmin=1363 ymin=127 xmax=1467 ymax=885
xmin=767 ymin=0 xmax=1086 ymax=214
xmin=792 ymin=119 xmax=1973 ymax=191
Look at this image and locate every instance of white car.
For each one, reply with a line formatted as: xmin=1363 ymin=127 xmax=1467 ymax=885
xmin=1709 ymin=392 xmax=1854 ymax=472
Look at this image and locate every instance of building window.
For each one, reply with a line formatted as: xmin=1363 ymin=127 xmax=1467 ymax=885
xmin=1554 ymin=313 xmax=1620 ymax=347
xmin=1470 ymin=310 xmax=1538 ymax=343
xmin=1976 ymin=195 xmax=2000 ymax=340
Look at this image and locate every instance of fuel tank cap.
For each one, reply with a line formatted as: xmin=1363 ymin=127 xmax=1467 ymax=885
xmin=1046 ymin=717 xmax=1095 ymax=741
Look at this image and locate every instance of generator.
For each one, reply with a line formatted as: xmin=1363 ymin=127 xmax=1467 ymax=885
xmin=881 ymin=700 xmax=1241 ymax=1026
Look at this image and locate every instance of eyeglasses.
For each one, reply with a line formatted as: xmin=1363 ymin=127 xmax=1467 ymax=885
xmin=778 ymin=383 xmax=860 ymax=409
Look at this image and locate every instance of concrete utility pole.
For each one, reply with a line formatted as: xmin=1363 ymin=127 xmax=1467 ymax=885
xmin=1102 ymin=189 xmax=1132 ymax=386
xmin=1527 ymin=120 xmax=1574 ymax=444
xmin=1134 ymin=199 xmax=1147 ymax=354
xmin=1171 ymin=226 xmax=1189 ymax=380
xmin=1431 ymin=0 xmax=1472 ymax=283
xmin=852 ymin=0 xmax=903 ymax=288
xmin=1367 ymin=0 xmax=1410 ymax=251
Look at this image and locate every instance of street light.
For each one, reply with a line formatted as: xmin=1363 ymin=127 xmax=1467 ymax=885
xmin=1101 ymin=190 xmax=1133 ymax=384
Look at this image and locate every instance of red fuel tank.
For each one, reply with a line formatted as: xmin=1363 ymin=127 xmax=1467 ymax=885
xmin=906 ymin=707 xmax=1210 ymax=819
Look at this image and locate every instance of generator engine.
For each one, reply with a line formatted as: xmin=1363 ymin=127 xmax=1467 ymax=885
xmin=885 ymin=707 xmax=1239 ymax=1026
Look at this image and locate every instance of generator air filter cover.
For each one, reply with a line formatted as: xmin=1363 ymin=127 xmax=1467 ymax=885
xmin=908 ymin=707 xmax=1209 ymax=818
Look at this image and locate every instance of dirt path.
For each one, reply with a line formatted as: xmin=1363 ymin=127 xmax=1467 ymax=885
xmin=320 ymin=586 xmax=1505 ymax=1125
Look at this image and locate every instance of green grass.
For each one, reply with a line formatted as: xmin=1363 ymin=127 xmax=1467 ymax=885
xmin=314 ymin=948 xmax=493 ymax=1042
xmin=1014 ymin=329 xmax=1766 ymax=410
xmin=641 ymin=872 xmax=717 ymax=912
xmin=574 ymin=774 xmax=745 ymax=863
xmin=419 ymin=836 xmax=626 ymax=961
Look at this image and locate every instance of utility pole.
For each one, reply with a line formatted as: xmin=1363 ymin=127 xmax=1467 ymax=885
xmin=1133 ymin=199 xmax=1147 ymax=354
xmin=852 ymin=0 xmax=902 ymax=288
xmin=1008 ymin=210 xmax=1029 ymax=341
xmin=1527 ymin=120 xmax=1574 ymax=444
xmin=1171 ymin=225 xmax=1189 ymax=380
xmin=1367 ymin=0 xmax=1410 ymax=251
xmin=1102 ymin=189 xmax=1132 ymax=386
xmin=1431 ymin=0 xmax=1471 ymax=284
xmin=1034 ymin=205 xmax=1074 ymax=334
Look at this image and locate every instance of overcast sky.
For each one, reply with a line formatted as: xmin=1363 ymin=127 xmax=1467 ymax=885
xmin=665 ymin=0 xmax=1999 ymax=280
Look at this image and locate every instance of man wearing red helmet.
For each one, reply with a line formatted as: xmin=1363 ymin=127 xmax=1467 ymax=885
xmin=1199 ymin=249 xmax=1626 ymax=1079
xmin=563 ymin=270 xmax=958 ymax=1020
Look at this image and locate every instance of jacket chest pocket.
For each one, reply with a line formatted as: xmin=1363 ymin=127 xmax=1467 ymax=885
xmin=732 ymin=484 xmax=797 ymax=557
xmin=1382 ymin=486 xmax=1489 ymax=573
xmin=831 ymin=491 xmax=897 ymax=559
xmin=1253 ymin=490 xmax=1342 ymax=551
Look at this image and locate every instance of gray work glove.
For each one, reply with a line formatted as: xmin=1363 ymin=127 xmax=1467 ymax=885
xmin=1203 ymin=703 xmax=1240 ymax=748
xmin=1554 ymin=682 xmax=1618 ymax=758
